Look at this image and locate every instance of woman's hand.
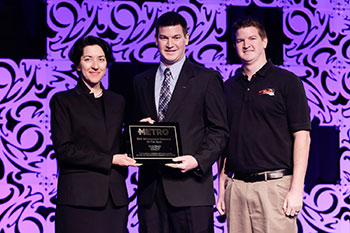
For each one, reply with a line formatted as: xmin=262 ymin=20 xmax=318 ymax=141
xmin=112 ymin=154 xmax=142 ymax=167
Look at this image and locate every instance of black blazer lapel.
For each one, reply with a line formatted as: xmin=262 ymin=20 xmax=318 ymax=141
xmin=142 ymin=67 xmax=158 ymax=120
xmin=165 ymin=60 xmax=194 ymax=121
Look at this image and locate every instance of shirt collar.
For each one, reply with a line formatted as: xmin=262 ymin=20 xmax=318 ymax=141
xmin=239 ymin=59 xmax=273 ymax=81
xmin=159 ymin=56 xmax=186 ymax=80
xmin=76 ymin=78 xmax=105 ymax=97
xmin=256 ymin=59 xmax=273 ymax=77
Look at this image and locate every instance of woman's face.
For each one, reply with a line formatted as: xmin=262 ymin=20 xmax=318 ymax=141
xmin=77 ymin=44 xmax=107 ymax=88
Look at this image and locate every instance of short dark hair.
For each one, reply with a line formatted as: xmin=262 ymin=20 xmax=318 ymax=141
xmin=232 ymin=17 xmax=267 ymax=42
xmin=155 ymin=12 xmax=188 ymax=37
xmin=68 ymin=36 xmax=115 ymax=69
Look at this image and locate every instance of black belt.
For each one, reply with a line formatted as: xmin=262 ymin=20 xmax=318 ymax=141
xmin=227 ymin=169 xmax=292 ymax=182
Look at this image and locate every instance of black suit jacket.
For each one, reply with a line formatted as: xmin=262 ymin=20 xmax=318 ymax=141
xmin=133 ymin=59 xmax=228 ymax=207
xmin=50 ymin=79 xmax=128 ymax=207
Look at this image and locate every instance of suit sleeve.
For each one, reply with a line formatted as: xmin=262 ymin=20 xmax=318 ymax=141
xmin=131 ymin=76 xmax=143 ymax=122
xmin=50 ymin=94 xmax=112 ymax=174
xmin=193 ymin=72 xmax=229 ymax=176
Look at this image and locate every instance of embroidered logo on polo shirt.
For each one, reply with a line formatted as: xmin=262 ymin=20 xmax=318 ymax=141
xmin=258 ymin=88 xmax=275 ymax=96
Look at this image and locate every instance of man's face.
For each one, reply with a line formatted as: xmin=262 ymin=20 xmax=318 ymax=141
xmin=235 ymin=26 xmax=267 ymax=65
xmin=155 ymin=24 xmax=189 ymax=66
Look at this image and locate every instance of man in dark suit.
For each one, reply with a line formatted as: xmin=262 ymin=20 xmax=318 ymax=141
xmin=133 ymin=12 xmax=228 ymax=233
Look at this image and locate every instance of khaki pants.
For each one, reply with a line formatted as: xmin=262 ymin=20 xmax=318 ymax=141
xmin=225 ymin=175 xmax=297 ymax=233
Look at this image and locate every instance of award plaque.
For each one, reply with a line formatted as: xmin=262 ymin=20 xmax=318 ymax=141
xmin=129 ymin=123 xmax=182 ymax=161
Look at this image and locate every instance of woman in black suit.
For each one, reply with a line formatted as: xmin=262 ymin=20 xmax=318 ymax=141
xmin=51 ymin=36 xmax=139 ymax=233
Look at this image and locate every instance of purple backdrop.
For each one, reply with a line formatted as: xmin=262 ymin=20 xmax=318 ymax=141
xmin=0 ymin=0 xmax=349 ymax=232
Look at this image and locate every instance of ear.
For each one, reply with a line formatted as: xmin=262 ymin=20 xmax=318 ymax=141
xmin=263 ymin=37 xmax=268 ymax=49
xmin=185 ymin=33 xmax=189 ymax=45
xmin=76 ymin=64 xmax=81 ymax=72
xmin=155 ymin=35 xmax=158 ymax=47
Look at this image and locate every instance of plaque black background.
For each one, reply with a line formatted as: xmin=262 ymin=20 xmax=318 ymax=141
xmin=129 ymin=123 xmax=182 ymax=160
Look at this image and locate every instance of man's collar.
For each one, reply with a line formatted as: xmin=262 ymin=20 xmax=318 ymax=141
xmin=159 ymin=56 xmax=186 ymax=77
xmin=255 ymin=59 xmax=273 ymax=77
xmin=239 ymin=59 xmax=273 ymax=80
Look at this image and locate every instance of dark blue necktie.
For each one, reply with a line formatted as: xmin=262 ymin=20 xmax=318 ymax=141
xmin=158 ymin=68 xmax=172 ymax=122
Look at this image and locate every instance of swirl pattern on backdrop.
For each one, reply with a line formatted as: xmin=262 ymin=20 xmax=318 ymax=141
xmin=0 ymin=0 xmax=349 ymax=232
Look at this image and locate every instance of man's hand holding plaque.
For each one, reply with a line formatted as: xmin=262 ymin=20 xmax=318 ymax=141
xmin=140 ymin=117 xmax=155 ymax=124
xmin=165 ymin=155 xmax=199 ymax=173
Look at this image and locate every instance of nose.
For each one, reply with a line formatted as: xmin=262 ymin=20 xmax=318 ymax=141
xmin=243 ymin=40 xmax=250 ymax=49
xmin=91 ymin=59 xmax=99 ymax=69
xmin=166 ymin=39 xmax=173 ymax=48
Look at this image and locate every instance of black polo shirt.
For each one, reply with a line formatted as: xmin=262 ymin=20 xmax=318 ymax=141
xmin=224 ymin=60 xmax=311 ymax=174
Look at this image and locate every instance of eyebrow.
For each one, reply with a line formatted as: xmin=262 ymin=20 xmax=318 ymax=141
xmin=236 ymin=35 xmax=258 ymax=40
xmin=82 ymin=55 xmax=106 ymax=57
xmin=159 ymin=34 xmax=182 ymax=38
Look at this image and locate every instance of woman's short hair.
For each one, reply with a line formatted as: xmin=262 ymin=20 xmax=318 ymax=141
xmin=68 ymin=36 xmax=115 ymax=68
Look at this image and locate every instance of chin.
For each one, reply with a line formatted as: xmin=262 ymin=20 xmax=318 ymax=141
xmin=88 ymin=79 xmax=102 ymax=85
xmin=162 ymin=59 xmax=176 ymax=66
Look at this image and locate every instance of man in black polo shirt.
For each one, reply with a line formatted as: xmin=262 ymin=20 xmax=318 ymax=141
xmin=217 ymin=17 xmax=311 ymax=233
